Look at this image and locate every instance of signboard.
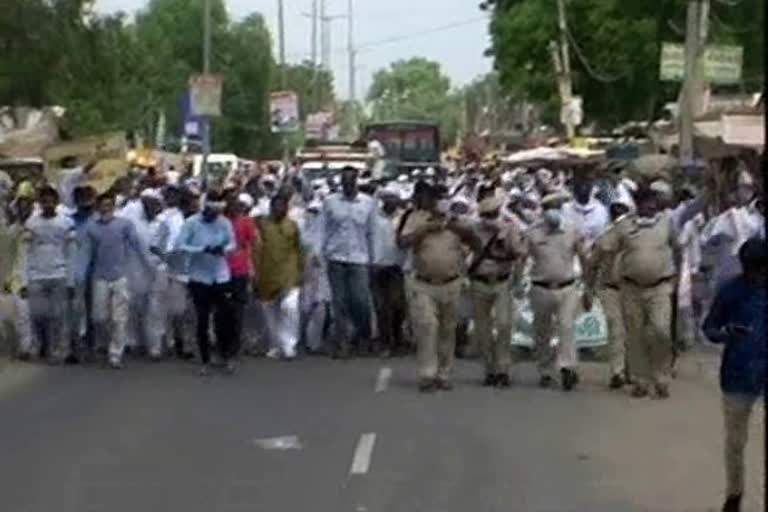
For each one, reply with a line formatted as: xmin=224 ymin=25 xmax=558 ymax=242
xmin=722 ymin=115 xmax=765 ymax=148
xmin=305 ymin=111 xmax=334 ymax=140
xmin=188 ymin=74 xmax=223 ymax=117
xmin=660 ymin=43 xmax=743 ymax=84
xmin=270 ymin=91 xmax=300 ymax=133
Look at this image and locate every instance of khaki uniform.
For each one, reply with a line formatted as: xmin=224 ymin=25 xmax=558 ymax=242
xmin=469 ymin=220 xmax=526 ymax=376
xmin=595 ymin=214 xmax=677 ymax=389
xmin=526 ymin=221 xmax=584 ymax=377
xmin=590 ymin=223 xmax=627 ymax=377
xmin=401 ymin=210 xmax=468 ymax=380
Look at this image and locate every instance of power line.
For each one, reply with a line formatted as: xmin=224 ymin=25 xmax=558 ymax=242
xmin=564 ymin=24 xmax=631 ymax=83
xmin=356 ymin=16 xmax=488 ymax=51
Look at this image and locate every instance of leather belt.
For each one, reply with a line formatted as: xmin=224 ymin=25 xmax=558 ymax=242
xmin=603 ymin=283 xmax=620 ymax=291
xmin=623 ymin=275 xmax=675 ymax=288
xmin=470 ymin=273 xmax=511 ymax=285
xmin=417 ymin=274 xmax=460 ymax=285
xmin=531 ymin=279 xmax=575 ymax=290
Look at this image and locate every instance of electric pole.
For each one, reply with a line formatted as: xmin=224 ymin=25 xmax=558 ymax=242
xmin=201 ymin=0 xmax=212 ymax=189
xmin=679 ymin=0 xmax=709 ymax=164
xmin=310 ymin=0 xmax=318 ymax=66
xmin=554 ymin=0 xmax=575 ymax=139
xmin=278 ymin=0 xmax=286 ymax=88
xmin=347 ymin=0 xmax=358 ymax=138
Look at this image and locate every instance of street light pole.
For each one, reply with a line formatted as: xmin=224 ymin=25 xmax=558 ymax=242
xmin=201 ymin=0 xmax=212 ymax=190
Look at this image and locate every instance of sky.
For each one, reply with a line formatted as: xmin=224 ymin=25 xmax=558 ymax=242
xmin=94 ymin=0 xmax=493 ymax=100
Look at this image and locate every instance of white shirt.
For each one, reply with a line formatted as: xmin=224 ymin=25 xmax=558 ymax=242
xmin=371 ymin=211 xmax=405 ymax=267
xmin=562 ymin=199 xmax=609 ymax=249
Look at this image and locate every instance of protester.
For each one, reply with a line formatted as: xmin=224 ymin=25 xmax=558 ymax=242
xmin=254 ymin=190 xmax=305 ymax=360
xmin=298 ymin=196 xmax=331 ymax=354
xmin=178 ymin=190 xmax=237 ymax=376
xmin=86 ymin=192 xmax=153 ymax=369
xmin=68 ymin=185 xmax=97 ymax=362
xmin=322 ymin=166 xmax=376 ymax=358
xmin=225 ymin=194 xmax=258 ymax=355
xmin=703 ymin=237 xmax=767 ymax=512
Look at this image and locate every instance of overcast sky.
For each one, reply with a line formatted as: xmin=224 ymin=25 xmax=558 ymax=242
xmin=95 ymin=0 xmax=492 ymax=100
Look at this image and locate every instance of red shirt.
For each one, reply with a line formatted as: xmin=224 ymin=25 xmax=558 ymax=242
xmin=226 ymin=214 xmax=257 ymax=277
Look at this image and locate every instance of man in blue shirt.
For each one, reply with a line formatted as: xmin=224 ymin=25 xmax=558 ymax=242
xmin=68 ymin=185 xmax=96 ymax=363
xmin=86 ymin=192 xmax=154 ymax=369
xmin=178 ymin=190 xmax=236 ymax=376
xmin=321 ymin=166 xmax=376 ymax=358
xmin=703 ymin=237 xmax=767 ymax=512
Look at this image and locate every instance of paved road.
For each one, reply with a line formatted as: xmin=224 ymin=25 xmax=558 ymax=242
xmin=0 ymin=351 xmax=763 ymax=512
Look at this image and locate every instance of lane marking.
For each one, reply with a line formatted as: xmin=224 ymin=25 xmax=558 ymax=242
xmin=251 ymin=435 xmax=303 ymax=450
xmin=375 ymin=367 xmax=391 ymax=393
xmin=350 ymin=433 xmax=376 ymax=475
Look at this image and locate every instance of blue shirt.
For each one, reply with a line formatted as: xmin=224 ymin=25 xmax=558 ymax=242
xmin=178 ymin=213 xmax=235 ymax=285
xmin=71 ymin=209 xmax=95 ymax=284
xmin=321 ymin=192 xmax=375 ymax=265
xmin=86 ymin=215 xmax=150 ymax=282
xmin=703 ymin=276 xmax=767 ymax=396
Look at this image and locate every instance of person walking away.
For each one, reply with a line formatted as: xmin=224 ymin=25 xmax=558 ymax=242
xmin=586 ymin=198 xmax=631 ymax=389
xmin=153 ymin=185 xmax=195 ymax=359
xmin=298 ymin=197 xmax=331 ymax=355
xmin=253 ymin=191 xmax=306 ymax=360
xmin=225 ymin=194 xmax=258 ymax=357
xmin=68 ymin=185 xmax=97 ymax=363
xmin=589 ymin=185 xmax=680 ymax=399
xmin=469 ymin=193 xmax=526 ymax=388
xmin=86 ymin=192 xmax=154 ymax=369
xmin=20 ymin=186 xmax=76 ymax=364
xmin=526 ymin=192 xmax=591 ymax=391
xmin=369 ymin=187 xmax=407 ymax=358
xmin=398 ymin=181 xmax=479 ymax=392
xmin=178 ymin=191 xmax=237 ymax=375
xmin=702 ymin=237 xmax=767 ymax=512
xmin=322 ymin=166 xmax=376 ymax=358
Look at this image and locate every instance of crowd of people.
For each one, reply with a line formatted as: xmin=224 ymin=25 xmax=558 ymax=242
xmin=2 ymin=153 xmax=766 ymax=511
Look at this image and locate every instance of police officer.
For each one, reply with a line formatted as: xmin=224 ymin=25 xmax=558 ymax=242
xmin=586 ymin=197 xmax=632 ymax=389
xmin=398 ymin=181 xmax=479 ymax=392
xmin=589 ymin=184 xmax=680 ymax=399
xmin=525 ymin=192 xmax=590 ymax=391
xmin=469 ymin=193 xmax=526 ymax=388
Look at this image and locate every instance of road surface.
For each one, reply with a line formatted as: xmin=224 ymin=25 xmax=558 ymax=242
xmin=0 ymin=350 xmax=763 ymax=512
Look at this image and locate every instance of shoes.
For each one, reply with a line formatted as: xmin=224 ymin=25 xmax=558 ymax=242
xmin=539 ymin=375 xmax=554 ymax=388
xmin=332 ymin=346 xmax=351 ymax=360
xmin=418 ymin=378 xmax=437 ymax=393
xmin=495 ymin=374 xmax=511 ymax=388
xmin=149 ymin=352 xmax=163 ymax=362
xmin=177 ymin=351 xmax=195 ymax=361
xmin=435 ymin=378 xmax=454 ymax=391
xmin=652 ymin=382 xmax=670 ymax=400
xmin=199 ymin=364 xmax=210 ymax=377
xmin=108 ymin=357 xmax=123 ymax=370
xmin=630 ymin=385 xmax=649 ymax=398
xmin=64 ymin=354 xmax=80 ymax=365
xmin=16 ymin=352 xmax=31 ymax=362
xmin=609 ymin=374 xmax=625 ymax=390
xmin=379 ymin=348 xmax=392 ymax=359
xmin=265 ymin=348 xmax=281 ymax=360
xmin=722 ymin=494 xmax=741 ymax=512
xmin=223 ymin=360 xmax=237 ymax=375
xmin=483 ymin=374 xmax=498 ymax=387
xmin=561 ymin=368 xmax=579 ymax=391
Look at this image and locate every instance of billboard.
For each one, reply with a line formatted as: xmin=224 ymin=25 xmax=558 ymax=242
xmin=660 ymin=43 xmax=743 ymax=84
xmin=189 ymin=74 xmax=223 ymax=117
xmin=270 ymin=91 xmax=300 ymax=133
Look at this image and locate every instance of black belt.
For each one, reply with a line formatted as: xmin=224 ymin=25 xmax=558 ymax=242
xmin=470 ymin=273 xmax=511 ymax=285
xmin=604 ymin=283 xmax=620 ymax=291
xmin=531 ymin=279 xmax=575 ymax=290
xmin=623 ymin=275 xmax=675 ymax=289
xmin=417 ymin=275 xmax=460 ymax=285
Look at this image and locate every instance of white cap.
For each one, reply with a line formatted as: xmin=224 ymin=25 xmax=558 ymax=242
xmin=536 ymin=168 xmax=552 ymax=182
xmin=237 ymin=193 xmax=254 ymax=209
xmin=619 ymin=177 xmax=638 ymax=192
xmin=649 ymin=180 xmax=673 ymax=199
xmin=425 ymin=167 xmax=436 ymax=177
xmin=140 ymin=188 xmax=163 ymax=201
xmin=737 ymin=170 xmax=754 ymax=187
xmin=397 ymin=174 xmax=409 ymax=183
xmin=307 ymin=198 xmax=323 ymax=211
xmin=501 ymin=171 xmax=514 ymax=183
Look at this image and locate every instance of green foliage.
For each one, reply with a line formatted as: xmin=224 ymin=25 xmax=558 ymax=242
xmin=486 ymin=0 xmax=765 ymax=128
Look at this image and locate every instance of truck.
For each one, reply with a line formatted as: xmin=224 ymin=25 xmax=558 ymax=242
xmin=362 ymin=121 xmax=440 ymax=179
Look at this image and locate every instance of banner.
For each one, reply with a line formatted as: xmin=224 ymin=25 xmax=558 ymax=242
xmin=189 ymin=74 xmax=223 ymax=117
xmin=305 ymin=111 xmax=334 ymax=140
xmin=270 ymin=91 xmax=300 ymax=133
xmin=659 ymin=43 xmax=743 ymax=84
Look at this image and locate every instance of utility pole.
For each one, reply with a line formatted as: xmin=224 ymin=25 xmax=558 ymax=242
xmin=679 ymin=0 xmax=709 ymax=164
xmin=347 ymin=0 xmax=358 ymax=138
xmin=554 ymin=0 xmax=575 ymax=139
xmin=277 ymin=0 xmax=289 ymax=164
xmin=201 ymin=0 xmax=212 ymax=190
xmin=310 ymin=0 xmax=318 ymax=66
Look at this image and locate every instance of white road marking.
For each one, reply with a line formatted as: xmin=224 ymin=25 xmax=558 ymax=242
xmin=350 ymin=433 xmax=376 ymax=475
xmin=375 ymin=367 xmax=392 ymax=393
xmin=251 ymin=435 xmax=303 ymax=450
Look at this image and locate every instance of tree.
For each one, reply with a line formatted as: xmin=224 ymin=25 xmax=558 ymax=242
xmin=484 ymin=0 xmax=765 ymax=129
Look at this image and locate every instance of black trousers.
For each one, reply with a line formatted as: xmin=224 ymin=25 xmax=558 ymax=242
xmin=229 ymin=275 xmax=250 ymax=349
xmin=369 ymin=265 xmax=407 ymax=350
xmin=188 ymin=281 xmax=239 ymax=364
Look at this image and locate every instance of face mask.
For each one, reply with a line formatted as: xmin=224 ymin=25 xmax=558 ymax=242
xmin=543 ymin=209 xmax=561 ymax=227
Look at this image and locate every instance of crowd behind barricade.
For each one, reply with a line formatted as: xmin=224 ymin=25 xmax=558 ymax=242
xmin=1 ymin=152 xmax=765 ymax=510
